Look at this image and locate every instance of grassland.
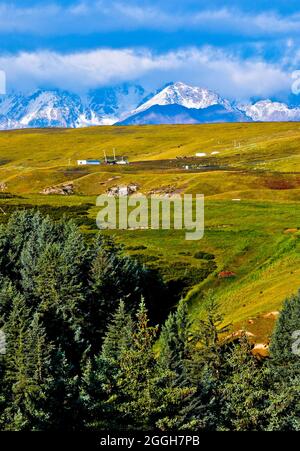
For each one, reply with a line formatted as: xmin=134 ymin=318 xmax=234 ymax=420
xmin=1 ymin=122 xmax=300 ymax=343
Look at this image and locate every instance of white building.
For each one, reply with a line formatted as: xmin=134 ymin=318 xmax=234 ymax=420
xmin=77 ymin=159 xmax=101 ymax=166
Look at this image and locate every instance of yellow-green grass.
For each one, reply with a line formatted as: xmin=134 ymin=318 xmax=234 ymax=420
xmin=1 ymin=123 xmax=300 ymax=192
xmin=2 ymin=123 xmax=300 ymax=200
xmin=2 ymin=123 xmax=300 ymax=342
xmin=96 ymin=199 xmax=300 ymax=340
xmin=0 ymin=197 xmax=298 ymax=342
xmin=2 ymin=167 xmax=300 ymax=204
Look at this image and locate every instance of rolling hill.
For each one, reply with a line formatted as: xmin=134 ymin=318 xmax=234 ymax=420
xmin=1 ymin=121 xmax=300 ymax=343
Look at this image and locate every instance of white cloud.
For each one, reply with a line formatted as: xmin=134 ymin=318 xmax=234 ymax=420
xmin=0 ymin=2 xmax=299 ymax=36
xmin=0 ymin=47 xmax=291 ymax=100
xmin=148 ymin=47 xmax=291 ymax=100
xmin=0 ymin=49 xmax=183 ymax=92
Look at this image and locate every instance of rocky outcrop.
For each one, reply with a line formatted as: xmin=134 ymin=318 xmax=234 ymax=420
xmin=107 ymin=184 xmax=139 ymax=196
xmin=41 ymin=183 xmax=74 ymax=195
xmin=0 ymin=182 xmax=7 ymax=192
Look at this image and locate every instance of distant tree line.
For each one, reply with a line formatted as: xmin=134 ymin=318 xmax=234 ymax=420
xmin=0 ymin=211 xmax=299 ymax=431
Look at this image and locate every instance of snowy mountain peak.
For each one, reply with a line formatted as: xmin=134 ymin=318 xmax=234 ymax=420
xmin=0 ymin=89 xmax=84 ymax=129
xmin=131 ymin=82 xmax=232 ymax=116
xmin=0 ymin=84 xmax=146 ymax=130
xmin=1 ymin=82 xmax=300 ymax=130
xmin=239 ymin=99 xmax=300 ymax=122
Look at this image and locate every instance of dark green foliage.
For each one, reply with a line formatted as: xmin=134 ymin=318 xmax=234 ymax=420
xmin=0 ymin=210 xmax=166 ymax=430
xmin=2 ymin=297 xmax=54 ymax=430
xmin=187 ymin=292 xmax=231 ymax=385
xmin=219 ymin=336 xmax=268 ymax=431
xmin=160 ymin=262 xmax=217 ymax=301
xmin=101 ymin=300 xmax=133 ymax=362
xmin=80 ymin=301 xmax=134 ymax=431
xmin=159 ymin=298 xmax=190 ymax=375
xmin=194 ymin=251 xmax=215 ymax=260
xmin=0 ymin=203 xmax=94 ymax=227
xmin=126 ymin=245 xmax=147 ymax=251
xmin=92 ymin=299 xmax=197 ymax=431
xmin=80 ymin=356 xmax=113 ymax=430
xmin=46 ymin=348 xmax=81 ymax=431
xmin=267 ymin=291 xmax=300 ymax=431
xmin=0 ymin=209 xmax=299 ymax=431
xmin=270 ymin=291 xmax=300 ymax=366
xmin=133 ymin=254 xmax=160 ymax=264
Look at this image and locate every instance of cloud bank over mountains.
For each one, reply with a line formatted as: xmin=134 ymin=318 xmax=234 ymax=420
xmin=0 ymin=47 xmax=292 ymax=102
xmin=0 ymin=1 xmax=299 ymax=103
xmin=1 ymin=82 xmax=300 ymax=130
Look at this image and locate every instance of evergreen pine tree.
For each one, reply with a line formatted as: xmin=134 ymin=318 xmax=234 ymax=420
xmin=267 ymin=292 xmax=300 ymax=431
xmin=80 ymin=355 xmax=117 ymax=431
xmin=0 ymin=329 xmax=6 ymax=428
xmin=47 ymin=348 xmax=81 ymax=431
xmin=2 ymin=298 xmax=54 ymax=430
xmin=159 ymin=298 xmax=190 ymax=375
xmin=0 ymin=276 xmax=22 ymax=323
xmin=101 ymin=301 xmax=134 ymax=362
xmin=219 ymin=335 xmax=267 ymax=431
xmin=270 ymin=291 xmax=300 ymax=366
xmin=191 ymin=292 xmax=230 ymax=378
xmin=158 ymin=299 xmax=204 ymax=429
xmin=184 ymin=292 xmax=231 ymax=430
xmin=109 ymin=299 xmax=196 ymax=430
xmin=86 ymin=244 xmax=145 ymax=354
xmin=80 ymin=301 xmax=134 ymax=430
xmin=0 ymin=210 xmax=44 ymax=280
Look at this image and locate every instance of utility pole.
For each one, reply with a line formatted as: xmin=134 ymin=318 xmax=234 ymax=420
xmin=113 ymin=148 xmax=116 ymax=161
xmin=103 ymin=150 xmax=107 ymax=163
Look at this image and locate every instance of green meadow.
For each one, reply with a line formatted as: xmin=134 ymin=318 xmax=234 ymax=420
xmin=1 ymin=122 xmax=300 ymax=343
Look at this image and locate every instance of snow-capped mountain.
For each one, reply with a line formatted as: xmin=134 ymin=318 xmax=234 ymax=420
xmin=117 ymin=104 xmax=249 ymax=126
xmin=0 ymin=84 xmax=146 ymax=130
xmin=117 ymin=82 xmax=249 ymax=125
xmin=129 ymin=82 xmax=233 ymax=116
xmin=1 ymin=82 xmax=300 ymax=130
xmin=85 ymin=84 xmax=146 ymax=125
xmin=239 ymin=100 xmax=300 ymax=122
xmin=0 ymin=90 xmax=84 ymax=129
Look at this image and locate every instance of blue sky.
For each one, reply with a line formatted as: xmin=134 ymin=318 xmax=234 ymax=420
xmin=1 ymin=0 xmax=300 ymax=101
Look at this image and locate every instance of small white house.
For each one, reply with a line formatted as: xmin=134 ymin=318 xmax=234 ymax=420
xmin=116 ymin=158 xmax=129 ymax=165
xmin=195 ymin=153 xmax=207 ymax=157
xmin=77 ymin=159 xmax=101 ymax=166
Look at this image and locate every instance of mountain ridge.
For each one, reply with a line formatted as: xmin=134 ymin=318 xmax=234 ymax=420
xmin=1 ymin=82 xmax=300 ymax=129
xmin=117 ymin=103 xmax=249 ymax=125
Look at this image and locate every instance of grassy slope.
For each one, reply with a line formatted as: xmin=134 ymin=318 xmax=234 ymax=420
xmin=1 ymin=122 xmax=300 ymax=342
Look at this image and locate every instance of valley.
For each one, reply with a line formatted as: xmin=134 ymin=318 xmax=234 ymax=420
xmin=1 ymin=122 xmax=300 ymax=344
